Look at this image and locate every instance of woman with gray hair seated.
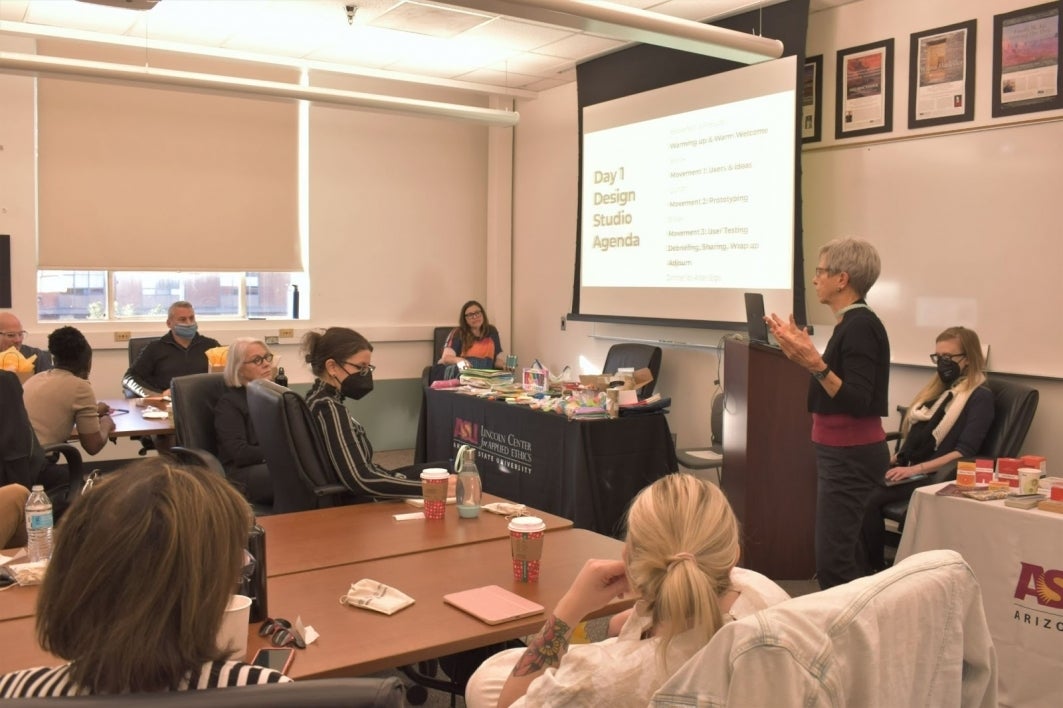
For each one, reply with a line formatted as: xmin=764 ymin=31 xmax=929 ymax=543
xmin=213 ymin=337 xmax=275 ymax=504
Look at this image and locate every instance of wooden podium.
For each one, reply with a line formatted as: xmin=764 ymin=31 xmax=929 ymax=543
xmin=722 ymin=338 xmax=817 ymax=579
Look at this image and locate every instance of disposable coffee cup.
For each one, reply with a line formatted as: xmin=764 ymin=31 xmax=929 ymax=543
xmin=509 ymin=516 xmax=546 ymax=582
xmin=216 ymin=594 xmax=252 ymax=660
xmin=1018 ymin=468 xmax=1041 ymax=495
xmin=420 ymin=468 xmax=450 ymax=520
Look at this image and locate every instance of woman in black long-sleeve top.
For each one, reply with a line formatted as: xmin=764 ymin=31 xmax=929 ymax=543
xmin=214 ymin=338 xmax=274 ymax=504
xmin=767 ymin=238 xmax=890 ymax=589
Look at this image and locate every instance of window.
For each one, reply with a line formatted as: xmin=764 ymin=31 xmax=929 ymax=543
xmin=37 ymin=271 xmax=306 ymax=321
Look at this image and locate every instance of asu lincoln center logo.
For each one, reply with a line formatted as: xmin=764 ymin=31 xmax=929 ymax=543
xmin=1013 ymin=563 xmax=1063 ymax=631
xmin=1014 ymin=562 xmax=1063 ymax=608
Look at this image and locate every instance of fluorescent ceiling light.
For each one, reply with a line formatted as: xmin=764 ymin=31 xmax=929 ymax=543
xmin=0 ymin=51 xmax=520 ymax=126
xmin=442 ymin=0 xmax=784 ymax=64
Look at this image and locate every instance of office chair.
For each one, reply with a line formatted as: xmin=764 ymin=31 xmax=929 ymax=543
xmin=676 ymin=390 xmax=724 ymax=482
xmin=881 ymin=377 xmax=1039 ymax=545
xmin=0 ymin=370 xmax=86 ymax=517
xmin=246 ymin=379 xmax=348 ymax=514
xmin=422 ymin=326 xmax=456 ymax=386
xmin=1 ymin=677 xmax=406 ymax=708
xmin=652 ymin=549 xmax=997 ymax=707
xmin=170 ymin=372 xmax=227 ymax=452
xmin=122 ymin=336 xmax=161 ymax=398
xmin=602 ymin=343 xmax=662 ymax=397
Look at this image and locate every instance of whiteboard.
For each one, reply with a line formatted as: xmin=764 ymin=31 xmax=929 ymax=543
xmin=802 ymin=118 xmax=1063 ymax=378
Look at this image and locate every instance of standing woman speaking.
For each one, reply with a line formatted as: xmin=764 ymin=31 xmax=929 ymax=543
xmin=767 ymin=238 xmax=889 ymax=589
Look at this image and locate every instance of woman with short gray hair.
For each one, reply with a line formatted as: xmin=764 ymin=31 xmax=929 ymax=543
xmin=767 ymin=237 xmax=890 ymax=589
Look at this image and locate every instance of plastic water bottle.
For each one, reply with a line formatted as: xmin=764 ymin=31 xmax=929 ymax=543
xmin=455 ymin=446 xmax=482 ymax=518
xmin=243 ymin=523 xmax=269 ymax=623
xmin=274 ymin=367 xmax=288 ymax=388
xmin=25 ymin=485 xmax=54 ymax=563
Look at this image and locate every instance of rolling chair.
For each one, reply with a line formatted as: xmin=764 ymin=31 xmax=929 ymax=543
xmin=676 ymin=390 xmax=724 ymax=482
xmin=652 ymin=550 xmax=997 ymax=707
xmin=0 ymin=370 xmax=86 ymax=517
xmin=246 ymin=379 xmax=348 ymax=514
xmin=422 ymin=326 xmax=455 ymax=386
xmin=122 ymin=336 xmax=161 ymax=398
xmin=881 ymin=377 xmax=1039 ymax=546
xmin=602 ymin=343 xmax=662 ymax=397
xmin=1 ymin=677 xmax=406 ymax=708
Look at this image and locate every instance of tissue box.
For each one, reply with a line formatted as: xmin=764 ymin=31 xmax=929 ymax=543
xmin=580 ymin=367 xmax=654 ymax=392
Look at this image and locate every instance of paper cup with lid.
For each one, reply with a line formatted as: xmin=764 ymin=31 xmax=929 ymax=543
xmin=508 ymin=516 xmax=546 ymax=582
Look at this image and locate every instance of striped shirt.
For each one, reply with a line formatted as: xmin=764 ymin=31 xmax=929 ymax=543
xmin=0 ymin=660 xmax=291 ymax=697
xmin=305 ymin=379 xmax=423 ymax=499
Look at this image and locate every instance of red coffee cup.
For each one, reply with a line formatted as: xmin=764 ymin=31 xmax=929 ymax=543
xmin=419 ymin=468 xmax=449 ymax=520
xmin=509 ymin=516 xmax=546 ymax=582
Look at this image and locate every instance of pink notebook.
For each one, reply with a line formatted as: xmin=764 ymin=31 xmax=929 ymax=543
xmin=443 ymin=585 xmax=545 ymax=625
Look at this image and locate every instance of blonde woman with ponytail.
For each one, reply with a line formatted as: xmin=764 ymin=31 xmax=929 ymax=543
xmin=465 ymin=474 xmax=790 ymax=708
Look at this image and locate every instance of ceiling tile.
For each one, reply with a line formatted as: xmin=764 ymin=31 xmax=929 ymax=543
xmin=25 ymin=0 xmax=140 ymax=34
xmin=372 ymin=0 xmax=492 ymax=38
xmin=456 ymin=66 xmax=543 ymax=88
xmin=458 ymin=17 xmax=573 ymax=52
xmin=533 ymin=32 xmax=626 ymax=61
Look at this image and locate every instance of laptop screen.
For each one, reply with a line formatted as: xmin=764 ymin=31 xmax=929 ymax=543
xmin=744 ymin=293 xmax=770 ymax=344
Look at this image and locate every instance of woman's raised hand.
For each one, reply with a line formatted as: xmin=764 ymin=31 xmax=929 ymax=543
xmin=554 ymin=559 xmax=630 ymax=627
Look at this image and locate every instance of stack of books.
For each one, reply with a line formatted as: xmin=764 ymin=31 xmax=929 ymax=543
xmin=459 ymin=368 xmax=514 ymax=387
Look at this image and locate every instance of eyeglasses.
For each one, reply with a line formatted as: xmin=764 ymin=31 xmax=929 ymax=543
xmin=464 ymin=310 xmax=484 ymax=319
xmin=813 ymin=267 xmax=835 ymax=277
xmin=341 ymin=361 xmax=375 ymax=377
xmin=244 ymin=353 xmax=275 ymax=366
xmin=930 ymin=352 xmax=966 ymax=364
xmin=0 ymin=330 xmax=27 ymax=338
xmin=259 ymin=617 xmax=306 ymax=649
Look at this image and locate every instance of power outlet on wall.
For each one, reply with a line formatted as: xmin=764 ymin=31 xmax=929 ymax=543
xmin=265 ymin=336 xmax=280 ymax=345
xmin=114 ymin=331 xmax=131 ymax=342
xmin=279 ymin=328 xmax=294 ymax=338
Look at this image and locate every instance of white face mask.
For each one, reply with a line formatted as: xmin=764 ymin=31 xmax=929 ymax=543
xmin=339 ymin=579 xmax=415 ymax=616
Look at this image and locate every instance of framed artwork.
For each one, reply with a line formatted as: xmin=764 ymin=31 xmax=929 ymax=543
xmin=908 ymin=19 xmax=977 ymax=128
xmin=835 ymin=38 xmax=894 ymax=139
xmin=802 ymin=55 xmax=823 ymax=143
xmin=992 ymin=1 xmax=1063 ymax=117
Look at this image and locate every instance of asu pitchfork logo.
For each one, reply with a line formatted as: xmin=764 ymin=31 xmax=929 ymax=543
xmin=1013 ymin=562 xmax=1063 ymax=609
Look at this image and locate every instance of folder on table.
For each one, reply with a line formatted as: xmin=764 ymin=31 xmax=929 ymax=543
xmin=443 ymin=585 xmax=544 ymax=625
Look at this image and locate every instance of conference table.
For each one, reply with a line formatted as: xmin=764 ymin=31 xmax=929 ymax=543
xmin=98 ymin=397 xmax=175 ymax=438
xmin=0 ymin=528 xmax=630 ymax=681
xmin=896 ymin=483 xmax=1063 ymax=708
xmin=259 ymin=493 xmax=571 ymax=577
xmin=418 ymin=387 xmax=678 ymax=537
xmin=0 ymin=494 xmax=572 ymax=623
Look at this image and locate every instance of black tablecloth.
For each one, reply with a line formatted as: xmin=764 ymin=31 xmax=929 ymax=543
xmin=418 ymin=388 xmax=677 ymax=537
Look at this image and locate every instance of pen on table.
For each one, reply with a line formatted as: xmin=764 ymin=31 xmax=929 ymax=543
xmin=106 ymin=408 xmax=130 ymax=416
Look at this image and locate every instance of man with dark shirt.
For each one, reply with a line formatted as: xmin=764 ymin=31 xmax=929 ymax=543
xmin=0 ymin=311 xmax=53 ymax=373
xmin=122 ymin=301 xmax=220 ymax=397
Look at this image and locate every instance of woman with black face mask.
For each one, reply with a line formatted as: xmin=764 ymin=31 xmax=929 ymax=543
xmin=861 ymin=326 xmax=994 ymax=572
xmin=302 ymin=327 xmax=454 ymax=500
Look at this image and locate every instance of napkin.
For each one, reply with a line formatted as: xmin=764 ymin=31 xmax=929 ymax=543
xmin=482 ymin=502 xmax=527 ymax=518
xmin=339 ymin=579 xmax=415 ymax=615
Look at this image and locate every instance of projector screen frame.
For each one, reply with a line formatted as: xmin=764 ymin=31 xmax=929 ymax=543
xmin=568 ymin=1 xmax=811 ymax=333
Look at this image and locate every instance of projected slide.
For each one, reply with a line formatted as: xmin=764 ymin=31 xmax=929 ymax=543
xmin=577 ymin=56 xmax=796 ymax=324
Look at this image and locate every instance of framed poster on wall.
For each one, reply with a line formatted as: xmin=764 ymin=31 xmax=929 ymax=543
xmin=909 ymin=19 xmax=977 ymax=128
xmin=802 ymin=55 xmax=823 ymax=143
xmin=992 ymin=1 xmax=1063 ymax=117
xmin=835 ymin=39 xmax=894 ymax=139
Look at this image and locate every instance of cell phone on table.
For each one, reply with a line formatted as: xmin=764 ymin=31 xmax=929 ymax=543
xmin=251 ymin=647 xmax=295 ymax=675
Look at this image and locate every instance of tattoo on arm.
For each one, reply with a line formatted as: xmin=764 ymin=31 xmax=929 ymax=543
xmin=511 ymin=615 xmax=572 ymax=677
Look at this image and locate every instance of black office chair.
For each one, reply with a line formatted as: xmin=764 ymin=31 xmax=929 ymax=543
xmin=1 ymin=677 xmax=406 ymax=707
xmin=123 ymin=336 xmax=161 ymax=398
xmin=676 ymin=390 xmax=724 ymax=482
xmin=246 ymin=379 xmax=348 ymax=514
xmin=170 ymin=372 xmax=227 ymax=452
xmin=602 ymin=343 xmax=662 ymax=397
xmin=882 ymin=377 xmax=1039 ymax=544
xmin=0 ymin=371 xmax=85 ymax=517
xmin=422 ymin=326 xmax=455 ymax=386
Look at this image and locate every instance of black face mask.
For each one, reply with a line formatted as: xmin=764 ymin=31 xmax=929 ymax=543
xmin=936 ymin=359 xmax=962 ymax=386
xmin=339 ymin=371 xmax=374 ymax=400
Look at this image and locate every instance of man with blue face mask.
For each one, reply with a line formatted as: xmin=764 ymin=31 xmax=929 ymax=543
xmin=121 ymin=301 xmax=220 ymax=397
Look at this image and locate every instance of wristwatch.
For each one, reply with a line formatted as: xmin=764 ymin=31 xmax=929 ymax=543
xmin=811 ymin=365 xmax=831 ymax=381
